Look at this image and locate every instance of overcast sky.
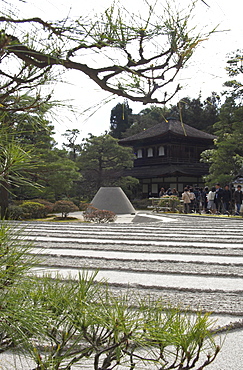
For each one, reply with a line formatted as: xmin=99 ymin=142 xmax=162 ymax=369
xmin=6 ymin=0 xmax=243 ymax=145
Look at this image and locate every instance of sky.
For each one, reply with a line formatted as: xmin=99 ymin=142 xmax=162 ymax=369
xmin=4 ymin=0 xmax=243 ymax=146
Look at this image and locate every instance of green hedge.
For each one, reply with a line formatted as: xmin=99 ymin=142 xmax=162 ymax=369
xmin=9 ymin=200 xmax=54 ymax=220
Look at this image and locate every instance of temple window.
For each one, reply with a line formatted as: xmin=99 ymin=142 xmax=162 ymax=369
xmin=158 ymin=146 xmax=165 ymax=156
xmin=147 ymin=147 xmax=153 ymax=157
xmin=137 ymin=149 xmax=143 ymax=158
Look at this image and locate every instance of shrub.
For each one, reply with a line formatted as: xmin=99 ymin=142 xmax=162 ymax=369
xmin=62 ymin=197 xmax=80 ymax=207
xmin=53 ymin=200 xmax=79 ymax=218
xmin=83 ymin=206 xmax=117 ymax=223
xmin=132 ymin=198 xmax=151 ymax=209
xmin=31 ymin=199 xmax=54 ymax=217
xmin=79 ymin=201 xmax=91 ymax=211
xmin=9 ymin=200 xmax=54 ymax=220
xmin=158 ymin=195 xmax=180 ymax=212
xmin=8 ymin=204 xmax=25 ymax=220
xmin=21 ymin=201 xmax=46 ymax=219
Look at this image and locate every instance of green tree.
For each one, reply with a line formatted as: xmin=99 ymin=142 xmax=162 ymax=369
xmin=62 ymin=129 xmax=81 ymax=161
xmin=123 ymin=105 xmax=169 ymax=137
xmin=201 ymin=52 xmax=243 ymax=185
xmin=0 ymin=140 xmax=40 ymax=218
xmin=0 ymin=11 xmax=72 ymax=213
xmin=109 ymin=100 xmax=133 ymax=139
xmin=53 ymin=199 xmax=79 ymax=218
xmin=77 ymin=134 xmax=135 ymax=199
xmin=170 ymin=93 xmax=220 ymax=133
xmin=123 ymin=95 xmax=220 ymax=138
xmin=114 ymin=175 xmax=139 ymax=200
xmin=0 ymin=92 xmax=81 ymax=204
xmin=202 ymin=96 xmax=243 ymax=185
xmin=1 ymin=1 xmax=212 ymax=105
xmin=43 ymin=157 xmax=80 ymax=200
xmin=0 ymin=92 xmax=56 ymax=150
xmin=0 ymin=95 xmax=59 ymax=213
xmin=224 ymin=50 xmax=243 ymax=99
xmin=15 ymin=149 xmax=81 ymax=201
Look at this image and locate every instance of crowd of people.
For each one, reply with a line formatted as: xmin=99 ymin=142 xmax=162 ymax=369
xmin=159 ymin=184 xmax=243 ymax=215
xmin=158 ymin=187 xmax=179 ymax=197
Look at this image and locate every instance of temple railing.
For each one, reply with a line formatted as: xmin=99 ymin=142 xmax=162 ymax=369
xmin=134 ymin=156 xmax=202 ymax=166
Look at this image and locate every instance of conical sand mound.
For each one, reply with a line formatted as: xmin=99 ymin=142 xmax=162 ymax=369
xmin=91 ymin=187 xmax=136 ymax=214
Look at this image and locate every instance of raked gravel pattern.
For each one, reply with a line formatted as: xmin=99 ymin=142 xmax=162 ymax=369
xmin=5 ymin=213 xmax=243 ymax=369
xmin=12 ymin=214 xmax=243 ymax=316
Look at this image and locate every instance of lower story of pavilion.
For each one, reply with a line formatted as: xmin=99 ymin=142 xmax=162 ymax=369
xmin=123 ymin=163 xmax=209 ymax=198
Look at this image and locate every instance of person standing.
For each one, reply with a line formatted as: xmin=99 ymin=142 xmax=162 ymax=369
xmin=182 ymin=188 xmax=191 ymax=214
xmin=172 ymin=188 xmax=179 ymax=197
xmin=166 ymin=187 xmax=172 ymax=196
xmin=159 ymin=187 xmax=165 ymax=198
xmin=207 ymin=187 xmax=216 ymax=214
xmin=189 ymin=187 xmax=195 ymax=212
xmin=233 ymin=185 xmax=243 ymax=215
xmin=202 ymin=186 xmax=209 ymax=213
xmin=194 ymin=187 xmax=202 ymax=214
xmin=222 ymin=185 xmax=231 ymax=214
xmin=214 ymin=183 xmax=223 ymax=214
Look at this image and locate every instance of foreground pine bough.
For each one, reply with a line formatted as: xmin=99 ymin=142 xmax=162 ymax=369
xmin=0 ymin=222 xmax=220 ymax=369
xmin=1 ymin=1 xmax=212 ymax=110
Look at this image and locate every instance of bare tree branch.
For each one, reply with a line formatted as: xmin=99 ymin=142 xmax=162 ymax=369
xmin=0 ymin=2 xmax=211 ymax=105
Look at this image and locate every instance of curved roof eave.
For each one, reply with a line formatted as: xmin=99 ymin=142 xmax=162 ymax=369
xmin=119 ymin=119 xmax=216 ymax=144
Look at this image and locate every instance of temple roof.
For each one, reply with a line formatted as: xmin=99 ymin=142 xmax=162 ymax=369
xmin=119 ymin=118 xmax=216 ymax=144
xmin=122 ymin=163 xmax=209 ymax=179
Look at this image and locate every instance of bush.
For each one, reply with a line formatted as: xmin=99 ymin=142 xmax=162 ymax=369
xmin=131 ymin=198 xmax=151 ymax=209
xmin=8 ymin=204 xmax=25 ymax=220
xmin=21 ymin=201 xmax=46 ymax=219
xmin=9 ymin=200 xmax=54 ymax=220
xmin=9 ymin=201 xmax=46 ymax=220
xmin=62 ymin=197 xmax=80 ymax=207
xmin=83 ymin=206 xmax=117 ymax=223
xmin=79 ymin=201 xmax=91 ymax=211
xmin=158 ymin=195 xmax=180 ymax=212
xmin=53 ymin=200 xmax=79 ymax=218
xmin=31 ymin=199 xmax=54 ymax=217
